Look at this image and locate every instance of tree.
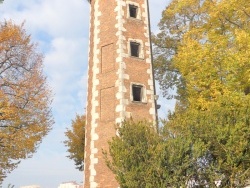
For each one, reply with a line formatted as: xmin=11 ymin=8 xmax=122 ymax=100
xmin=152 ymin=0 xmax=250 ymax=105
xmin=152 ymin=0 xmax=207 ymax=101
xmin=105 ymin=120 xmax=169 ymax=188
xmin=106 ymin=101 xmax=250 ymax=187
xmin=0 ymin=21 xmax=53 ymax=183
xmin=105 ymin=120 xmax=214 ymax=187
xmin=64 ymin=114 xmax=85 ymax=171
xmin=172 ymin=0 xmax=250 ymax=110
xmin=159 ymin=0 xmax=250 ymax=185
xmin=164 ymin=94 xmax=250 ymax=187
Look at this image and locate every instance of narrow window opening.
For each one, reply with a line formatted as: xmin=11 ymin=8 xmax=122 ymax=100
xmin=130 ymin=42 xmax=140 ymax=57
xmin=129 ymin=5 xmax=138 ymax=18
xmin=132 ymin=85 xmax=143 ymax=102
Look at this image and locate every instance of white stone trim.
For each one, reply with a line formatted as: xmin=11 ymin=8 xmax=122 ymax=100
xmin=88 ymin=1 xmax=101 ymax=187
xmin=115 ymin=0 xmax=127 ymax=124
xmin=84 ymin=1 xmax=92 ymax=184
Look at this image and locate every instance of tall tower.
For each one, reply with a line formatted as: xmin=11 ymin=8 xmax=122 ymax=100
xmin=84 ymin=0 xmax=157 ymax=187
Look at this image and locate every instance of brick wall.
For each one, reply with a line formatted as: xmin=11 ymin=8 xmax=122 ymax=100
xmin=84 ymin=0 xmax=156 ymax=187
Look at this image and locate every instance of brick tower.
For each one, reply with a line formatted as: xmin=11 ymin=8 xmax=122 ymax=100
xmin=84 ymin=0 xmax=157 ymax=187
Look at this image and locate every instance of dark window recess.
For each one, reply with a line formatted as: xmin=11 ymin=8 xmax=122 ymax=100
xmin=130 ymin=42 xmax=140 ymax=57
xmin=132 ymin=85 xmax=143 ymax=102
xmin=129 ymin=5 xmax=138 ymax=18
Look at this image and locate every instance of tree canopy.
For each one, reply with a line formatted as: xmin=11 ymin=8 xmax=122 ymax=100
xmin=164 ymin=94 xmax=250 ymax=187
xmin=153 ymin=0 xmax=250 ymax=105
xmin=0 ymin=21 xmax=53 ymax=183
xmin=107 ymin=101 xmax=250 ymax=187
xmin=173 ymin=0 xmax=250 ymax=110
xmin=64 ymin=114 xmax=85 ymax=171
xmin=105 ymin=120 xmax=167 ymax=188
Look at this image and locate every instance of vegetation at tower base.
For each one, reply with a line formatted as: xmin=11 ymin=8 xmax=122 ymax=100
xmin=64 ymin=114 xmax=85 ymax=171
xmin=0 ymin=20 xmax=53 ymax=184
xmin=106 ymin=107 xmax=250 ymax=187
xmin=104 ymin=120 xmax=168 ymax=188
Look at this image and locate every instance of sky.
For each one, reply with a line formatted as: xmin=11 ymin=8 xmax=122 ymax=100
xmin=0 ymin=0 xmax=174 ymax=187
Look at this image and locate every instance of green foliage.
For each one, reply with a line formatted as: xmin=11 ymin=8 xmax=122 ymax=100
xmin=64 ymin=114 xmax=85 ymax=171
xmin=107 ymin=99 xmax=250 ymax=187
xmin=164 ymin=94 xmax=250 ymax=187
xmin=105 ymin=120 xmax=169 ymax=188
xmin=151 ymin=0 xmax=250 ymax=186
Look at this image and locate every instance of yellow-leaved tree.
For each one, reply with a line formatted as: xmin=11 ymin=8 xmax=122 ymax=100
xmin=64 ymin=114 xmax=85 ymax=171
xmin=0 ymin=21 xmax=53 ymax=183
xmin=160 ymin=0 xmax=250 ymax=186
xmin=173 ymin=0 xmax=250 ymax=109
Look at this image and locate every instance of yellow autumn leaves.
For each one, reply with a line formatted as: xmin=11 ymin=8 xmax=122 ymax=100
xmin=170 ymin=0 xmax=250 ymax=110
xmin=0 ymin=21 xmax=53 ymax=183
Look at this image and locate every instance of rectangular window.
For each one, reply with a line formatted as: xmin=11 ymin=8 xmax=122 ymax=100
xmin=130 ymin=42 xmax=140 ymax=57
xmin=132 ymin=84 xmax=143 ymax=102
xmin=129 ymin=5 xmax=138 ymax=18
